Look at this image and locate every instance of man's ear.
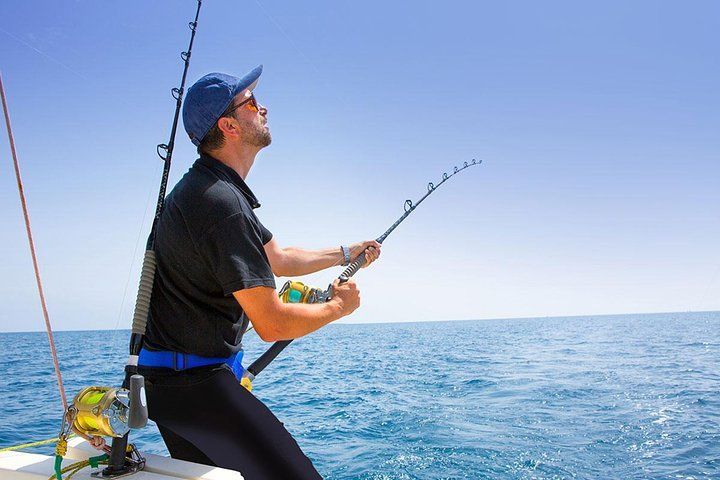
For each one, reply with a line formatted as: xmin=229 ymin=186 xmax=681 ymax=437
xmin=217 ymin=116 xmax=241 ymax=140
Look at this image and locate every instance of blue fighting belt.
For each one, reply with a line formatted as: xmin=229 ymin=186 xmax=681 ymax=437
xmin=138 ymin=348 xmax=244 ymax=380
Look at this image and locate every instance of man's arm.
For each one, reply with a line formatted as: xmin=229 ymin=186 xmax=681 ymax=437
xmin=264 ymin=238 xmax=381 ymax=277
xmin=233 ymin=279 xmax=360 ymax=342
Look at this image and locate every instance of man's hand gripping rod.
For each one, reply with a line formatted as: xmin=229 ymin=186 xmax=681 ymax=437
xmin=243 ymin=159 xmax=482 ymax=384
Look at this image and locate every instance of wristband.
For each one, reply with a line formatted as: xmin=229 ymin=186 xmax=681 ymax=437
xmin=341 ymin=245 xmax=351 ymax=266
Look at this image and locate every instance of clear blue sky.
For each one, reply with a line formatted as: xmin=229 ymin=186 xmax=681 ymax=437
xmin=1 ymin=1 xmax=718 ymax=332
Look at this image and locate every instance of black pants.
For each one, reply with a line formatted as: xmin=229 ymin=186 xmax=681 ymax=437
xmin=140 ymin=365 xmax=322 ymax=480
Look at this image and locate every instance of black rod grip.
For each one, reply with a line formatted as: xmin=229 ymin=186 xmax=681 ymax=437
xmin=127 ymin=374 xmax=148 ymax=429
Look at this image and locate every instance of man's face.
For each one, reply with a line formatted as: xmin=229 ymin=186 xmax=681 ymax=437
xmin=229 ymin=91 xmax=271 ymax=148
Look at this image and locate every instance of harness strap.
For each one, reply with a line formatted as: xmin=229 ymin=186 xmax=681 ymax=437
xmin=138 ymin=348 xmax=244 ymax=380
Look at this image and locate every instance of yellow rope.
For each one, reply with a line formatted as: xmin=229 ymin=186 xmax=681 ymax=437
xmin=54 ymin=437 xmax=67 ymax=457
xmin=0 ymin=434 xmax=76 ymax=453
xmin=47 ymin=458 xmax=108 ymax=480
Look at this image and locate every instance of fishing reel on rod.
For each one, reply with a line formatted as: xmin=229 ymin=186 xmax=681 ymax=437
xmin=240 ymin=281 xmax=330 ymax=392
xmin=278 ymin=280 xmax=331 ymax=304
xmin=66 ymin=376 xmax=148 ymax=438
xmin=56 ymin=375 xmax=148 ymax=478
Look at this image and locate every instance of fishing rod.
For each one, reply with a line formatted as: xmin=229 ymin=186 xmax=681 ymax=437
xmin=97 ymin=2 xmax=203 ymax=477
xmin=127 ymin=0 xmax=202 ymax=373
xmin=242 ymin=159 xmax=482 ymax=386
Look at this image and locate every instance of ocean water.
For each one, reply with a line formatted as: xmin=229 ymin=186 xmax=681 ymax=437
xmin=1 ymin=312 xmax=719 ymax=479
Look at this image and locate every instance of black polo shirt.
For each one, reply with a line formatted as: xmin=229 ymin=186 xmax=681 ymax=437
xmin=144 ymin=154 xmax=275 ymax=358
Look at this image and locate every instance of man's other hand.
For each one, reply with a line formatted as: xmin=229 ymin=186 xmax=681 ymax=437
xmin=330 ymin=278 xmax=360 ymax=317
xmin=348 ymin=240 xmax=381 ymax=268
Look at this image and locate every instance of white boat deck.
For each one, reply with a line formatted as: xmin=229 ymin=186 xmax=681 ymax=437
xmin=0 ymin=437 xmax=243 ymax=480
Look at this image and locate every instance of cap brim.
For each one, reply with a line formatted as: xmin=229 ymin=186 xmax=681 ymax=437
xmin=232 ymin=64 xmax=263 ymax=97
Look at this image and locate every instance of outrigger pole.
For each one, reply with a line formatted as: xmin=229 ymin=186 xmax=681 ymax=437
xmin=107 ymin=1 xmax=203 ymax=476
xmin=243 ymin=159 xmax=483 ymax=383
xmin=1 ymin=73 xmax=68 ymax=413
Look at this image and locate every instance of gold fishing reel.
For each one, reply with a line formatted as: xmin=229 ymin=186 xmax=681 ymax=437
xmin=67 ymin=375 xmax=148 ymax=438
xmin=70 ymin=387 xmax=130 ymax=437
xmin=278 ymin=280 xmax=330 ymax=304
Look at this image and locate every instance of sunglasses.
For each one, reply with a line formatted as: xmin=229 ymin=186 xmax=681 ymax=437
xmin=225 ymin=94 xmax=259 ymax=116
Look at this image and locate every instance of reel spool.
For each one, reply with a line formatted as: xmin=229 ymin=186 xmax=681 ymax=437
xmin=71 ymin=387 xmax=131 ymax=438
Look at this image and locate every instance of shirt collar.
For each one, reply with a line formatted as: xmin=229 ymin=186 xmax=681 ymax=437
xmin=197 ymin=153 xmax=262 ymax=209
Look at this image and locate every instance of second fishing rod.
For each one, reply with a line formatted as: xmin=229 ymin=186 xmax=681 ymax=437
xmin=242 ymin=159 xmax=482 ymax=389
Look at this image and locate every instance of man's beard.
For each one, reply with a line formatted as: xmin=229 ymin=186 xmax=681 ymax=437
xmin=239 ymin=118 xmax=272 ymax=147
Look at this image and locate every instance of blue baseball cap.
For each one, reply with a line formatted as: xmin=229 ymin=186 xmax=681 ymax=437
xmin=182 ymin=65 xmax=263 ymax=146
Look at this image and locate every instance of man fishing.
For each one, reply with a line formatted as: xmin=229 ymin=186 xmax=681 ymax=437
xmin=136 ymin=65 xmax=381 ymax=479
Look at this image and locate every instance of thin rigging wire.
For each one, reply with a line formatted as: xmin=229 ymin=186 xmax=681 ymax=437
xmin=113 ymin=173 xmax=159 ymax=333
xmin=251 ymin=0 xmax=316 ymax=67
xmin=251 ymin=0 xmax=341 ymax=99
xmin=696 ymin=264 xmax=720 ymax=311
xmin=0 ymin=22 xmax=149 ymax=336
xmin=0 ymin=27 xmax=89 ymax=81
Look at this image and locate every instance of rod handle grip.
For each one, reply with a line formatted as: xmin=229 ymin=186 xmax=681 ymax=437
xmin=339 ymin=252 xmax=368 ymax=283
xmin=127 ymin=375 xmax=148 ymax=429
xmin=246 ymin=340 xmax=293 ymax=378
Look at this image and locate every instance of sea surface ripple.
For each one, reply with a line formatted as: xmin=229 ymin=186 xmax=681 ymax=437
xmin=1 ymin=312 xmax=719 ymax=479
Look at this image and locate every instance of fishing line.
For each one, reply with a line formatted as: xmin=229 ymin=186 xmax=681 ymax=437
xmin=250 ymin=0 xmax=355 ymax=112
xmin=251 ymin=0 xmax=318 ymax=69
xmin=113 ymin=178 xmax=158 ymax=333
xmin=695 ymin=264 xmax=720 ymax=311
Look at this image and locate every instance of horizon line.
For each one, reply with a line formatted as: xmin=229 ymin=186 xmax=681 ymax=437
xmin=2 ymin=309 xmax=718 ymax=334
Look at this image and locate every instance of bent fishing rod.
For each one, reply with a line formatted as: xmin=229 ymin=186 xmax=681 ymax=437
xmin=243 ymin=159 xmax=483 ymax=384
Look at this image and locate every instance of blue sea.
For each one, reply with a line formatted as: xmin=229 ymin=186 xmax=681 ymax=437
xmin=1 ymin=312 xmax=719 ymax=479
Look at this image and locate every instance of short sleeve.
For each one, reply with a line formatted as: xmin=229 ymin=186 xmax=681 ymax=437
xmin=258 ymin=219 xmax=273 ymax=245
xmin=197 ymin=211 xmax=276 ymax=295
